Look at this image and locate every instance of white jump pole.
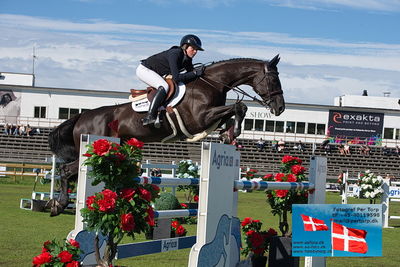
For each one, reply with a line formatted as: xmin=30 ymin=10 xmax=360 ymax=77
xmin=50 ymin=154 xmax=56 ymax=199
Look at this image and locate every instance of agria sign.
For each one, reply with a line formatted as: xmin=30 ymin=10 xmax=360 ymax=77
xmin=332 ymin=112 xmax=382 ymax=124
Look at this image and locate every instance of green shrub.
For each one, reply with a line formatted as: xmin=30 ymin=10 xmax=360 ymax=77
xmin=154 ymin=192 xmax=181 ymax=210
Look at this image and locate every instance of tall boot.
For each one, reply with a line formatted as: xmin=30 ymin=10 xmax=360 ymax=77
xmin=142 ymin=87 xmax=167 ymax=126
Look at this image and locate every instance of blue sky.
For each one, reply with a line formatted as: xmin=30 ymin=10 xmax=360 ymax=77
xmin=1 ymin=0 xmax=400 ymax=105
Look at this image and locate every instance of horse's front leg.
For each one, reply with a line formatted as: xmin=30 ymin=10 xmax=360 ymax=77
xmin=49 ymin=160 xmax=79 ymax=216
xmin=233 ymin=102 xmax=248 ymax=137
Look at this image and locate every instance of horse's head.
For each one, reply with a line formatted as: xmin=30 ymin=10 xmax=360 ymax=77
xmin=252 ymin=55 xmax=285 ymax=116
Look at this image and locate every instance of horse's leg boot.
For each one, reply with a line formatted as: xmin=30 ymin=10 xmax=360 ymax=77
xmin=142 ymin=87 xmax=167 ymax=126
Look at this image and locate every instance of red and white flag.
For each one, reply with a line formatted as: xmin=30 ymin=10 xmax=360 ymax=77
xmin=300 ymin=214 xmax=328 ymax=231
xmin=332 ymin=222 xmax=368 ymax=254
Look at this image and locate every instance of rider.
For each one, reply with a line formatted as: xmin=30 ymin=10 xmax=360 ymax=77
xmin=136 ymin=34 xmax=205 ymax=126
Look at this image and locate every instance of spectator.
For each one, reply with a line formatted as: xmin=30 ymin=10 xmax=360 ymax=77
xmin=338 ymin=144 xmax=345 ymax=155
xmin=3 ymin=123 xmax=11 ymax=135
xmin=19 ymin=124 xmax=26 ymax=136
xmin=382 ymin=145 xmax=390 ymax=156
xmin=324 ymin=143 xmax=332 ymax=155
xmin=343 ymin=143 xmax=351 ymax=155
xmin=363 ymin=144 xmax=371 ymax=156
xmin=13 ymin=124 xmax=20 ymax=135
xmin=277 ymin=139 xmax=286 ymax=152
xmin=231 ymin=138 xmax=243 ymax=149
xmin=271 ymin=139 xmax=278 ymax=152
xmin=296 ymin=140 xmax=305 ymax=152
xmin=256 ymin=138 xmax=266 ymax=152
xmin=26 ymin=124 xmax=32 ymax=136
xmin=395 ymin=145 xmax=400 ymax=158
xmin=150 ymin=168 xmax=162 ymax=177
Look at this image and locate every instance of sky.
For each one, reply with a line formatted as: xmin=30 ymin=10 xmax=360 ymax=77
xmin=1 ymin=0 xmax=400 ymax=105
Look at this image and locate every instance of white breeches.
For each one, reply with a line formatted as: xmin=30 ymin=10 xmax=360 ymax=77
xmin=136 ymin=64 xmax=169 ymax=93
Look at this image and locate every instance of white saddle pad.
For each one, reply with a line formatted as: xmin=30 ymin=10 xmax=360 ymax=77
xmin=130 ymin=83 xmax=186 ymax=112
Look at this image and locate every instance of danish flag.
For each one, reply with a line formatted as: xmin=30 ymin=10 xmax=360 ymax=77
xmin=332 ymin=222 xmax=368 ymax=254
xmin=300 ymin=214 xmax=328 ymax=231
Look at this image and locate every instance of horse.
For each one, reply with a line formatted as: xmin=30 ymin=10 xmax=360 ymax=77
xmin=48 ymin=55 xmax=285 ymax=216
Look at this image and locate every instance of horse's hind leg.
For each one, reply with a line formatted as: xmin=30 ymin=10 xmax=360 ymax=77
xmin=49 ymin=160 xmax=79 ymax=216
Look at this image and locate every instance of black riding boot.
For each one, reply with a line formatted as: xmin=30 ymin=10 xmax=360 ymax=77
xmin=142 ymin=87 xmax=167 ymax=126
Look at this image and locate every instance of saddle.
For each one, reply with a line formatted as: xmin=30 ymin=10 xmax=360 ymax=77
xmin=129 ymin=78 xmax=176 ymax=103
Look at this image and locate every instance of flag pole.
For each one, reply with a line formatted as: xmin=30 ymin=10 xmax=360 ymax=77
xmin=331 ymin=219 xmax=334 ymax=257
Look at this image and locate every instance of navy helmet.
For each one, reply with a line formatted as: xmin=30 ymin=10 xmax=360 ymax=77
xmin=180 ymin=34 xmax=204 ymax=51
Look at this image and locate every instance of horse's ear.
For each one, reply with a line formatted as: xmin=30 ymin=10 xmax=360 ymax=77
xmin=268 ymin=54 xmax=280 ymax=67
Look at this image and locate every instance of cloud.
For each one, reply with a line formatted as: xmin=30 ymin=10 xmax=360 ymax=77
xmin=266 ymin=0 xmax=400 ymax=12
xmin=0 ymin=14 xmax=399 ymax=105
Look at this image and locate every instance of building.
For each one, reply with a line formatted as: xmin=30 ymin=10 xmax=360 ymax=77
xmin=1 ymin=73 xmax=399 ymax=147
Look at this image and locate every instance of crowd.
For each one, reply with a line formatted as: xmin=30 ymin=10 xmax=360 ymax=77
xmin=2 ymin=123 xmax=40 ymax=136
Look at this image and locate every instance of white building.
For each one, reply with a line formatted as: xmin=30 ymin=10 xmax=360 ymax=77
xmin=1 ymin=73 xmax=399 ymax=146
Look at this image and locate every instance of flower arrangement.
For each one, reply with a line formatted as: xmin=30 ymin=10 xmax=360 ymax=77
xmin=358 ymin=170 xmax=384 ymax=204
xmin=176 ymin=160 xmax=200 ymax=203
xmin=32 ymin=239 xmax=82 ymax=267
xmin=265 ymin=155 xmax=308 ymax=236
xmin=241 ymin=217 xmax=277 ymax=259
xmin=81 ymin=138 xmax=160 ymax=267
xmin=171 ymin=220 xmax=188 ymax=237
xmin=241 ymin=168 xmax=259 ymax=180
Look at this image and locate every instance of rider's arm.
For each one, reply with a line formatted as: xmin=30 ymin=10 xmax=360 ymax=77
xmin=168 ymin=49 xmax=196 ymax=83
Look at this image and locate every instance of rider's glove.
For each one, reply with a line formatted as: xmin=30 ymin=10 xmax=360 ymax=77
xmin=193 ymin=65 xmax=205 ymax=77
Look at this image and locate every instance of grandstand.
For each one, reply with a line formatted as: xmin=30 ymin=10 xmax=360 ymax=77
xmin=0 ymin=125 xmax=398 ymax=180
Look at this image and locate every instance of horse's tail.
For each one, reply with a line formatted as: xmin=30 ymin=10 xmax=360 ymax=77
xmin=48 ymin=114 xmax=82 ymax=163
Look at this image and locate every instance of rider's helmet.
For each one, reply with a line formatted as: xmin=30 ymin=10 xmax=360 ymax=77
xmin=180 ymin=34 xmax=204 ymax=51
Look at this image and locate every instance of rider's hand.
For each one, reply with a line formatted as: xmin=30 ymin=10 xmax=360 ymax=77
xmin=193 ymin=65 xmax=205 ymax=77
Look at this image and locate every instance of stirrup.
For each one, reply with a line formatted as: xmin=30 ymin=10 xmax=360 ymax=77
xmin=142 ymin=115 xmax=157 ymax=126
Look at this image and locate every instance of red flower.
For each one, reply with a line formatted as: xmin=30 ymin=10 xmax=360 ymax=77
xmin=86 ymin=195 xmax=96 ymax=211
xmin=102 ymin=189 xmax=117 ymax=199
xmin=97 ymin=198 xmax=116 ymax=212
xmin=281 ymin=155 xmax=293 ymax=163
xmin=32 ymin=252 xmax=52 ymax=265
xmin=66 ymin=261 xmax=80 ymax=267
xmin=126 ymin=138 xmax=144 ymax=149
xmin=120 ymin=188 xmax=136 ymax=201
xmin=241 ymin=217 xmax=253 ymax=227
xmin=193 ymin=195 xmax=199 ymax=202
xmin=68 ymin=239 xmax=80 ymax=248
xmin=249 ymin=232 xmax=264 ymax=248
xmin=92 ymin=139 xmax=112 ymax=156
xmin=146 ymin=207 xmax=155 ymax=227
xmin=121 ymin=213 xmax=135 ymax=232
xmin=171 ymin=220 xmax=180 ymax=229
xmin=263 ymin=174 xmax=273 ymax=180
xmin=175 ymin=225 xmax=187 ymax=236
xmin=115 ymin=152 xmax=126 ymax=161
xmin=286 ymin=173 xmax=297 ymax=182
xmin=275 ymin=189 xmax=288 ymax=198
xmin=267 ymin=228 xmax=278 ymax=236
xmin=83 ymin=153 xmax=92 ymax=157
xmin=58 ymin=250 xmax=73 ymax=263
xmin=151 ymin=184 xmax=160 ymax=194
xmin=138 ymin=187 xmax=152 ymax=202
xmin=274 ymin=173 xmax=285 ymax=182
xmin=246 ymin=230 xmax=255 ymax=236
xmin=267 ymin=193 xmax=273 ymax=199
xmin=181 ymin=203 xmax=188 ymax=209
xmin=291 ymin=165 xmax=305 ymax=175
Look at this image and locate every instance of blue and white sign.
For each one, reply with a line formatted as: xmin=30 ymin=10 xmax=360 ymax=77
xmin=292 ymin=204 xmax=382 ymax=257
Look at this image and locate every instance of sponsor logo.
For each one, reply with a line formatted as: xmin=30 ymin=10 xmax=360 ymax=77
xmin=332 ymin=112 xmax=381 ymax=124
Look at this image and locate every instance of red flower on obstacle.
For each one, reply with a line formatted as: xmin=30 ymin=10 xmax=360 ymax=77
xmin=276 ymin=189 xmax=288 ymax=198
xmin=120 ymin=188 xmax=136 ymax=201
xmin=58 ymin=250 xmax=73 ymax=263
xmin=263 ymin=173 xmax=273 ymax=180
xmin=32 ymin=251 xmax=52 ymax=266
xmin=121 ymin=213 xmax=135 ymax=232
xmin=145 ymin=207 xmax=155 ymax=227
xmin=291 ymin=165 xmax=305 ymax=175
xmin=97 ymin=189 xmax=117 ymax=212
xmin=92 ymin=139 xmax=112 ymax=156
xmin=171 ymin=220 xmax=187 ymax=237
xmin=181 ymin=203 xmax=188 ymax=209
xmin=286 ymin=173 xmax=297 ymax=182
xmin=193 ymin=195 xmax=199 ymax=202
xmin=281 ymin=155 xmax=302 ymax=164
xmin=66 ymin=261 xmax=80 ymax=267
xmin=274 ymin=173 xmax=285 ymax=182
xmin=68 ymin=239 xmax=80 ymax=248
xmin=138 ymin=187 xmax=152 ymax=202
xmin=126 ymin=138 xmax=144 ymax=149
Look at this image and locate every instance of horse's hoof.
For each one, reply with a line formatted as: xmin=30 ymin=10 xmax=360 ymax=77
xmin=49 ymin=199 xmax=64 ymax=217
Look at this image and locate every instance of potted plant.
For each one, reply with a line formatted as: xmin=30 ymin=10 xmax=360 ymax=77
xmin=32 ymin=239 xmax=83 ymax=266
xmin=80 ymin=138 xmax=160 ymax=267
xmin=241 ymin=217 xmax=277 ymax=267
xmin=358 ymin=170 xmax=384 ymax=204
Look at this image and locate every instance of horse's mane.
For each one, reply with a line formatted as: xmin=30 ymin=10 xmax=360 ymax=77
xmin=207 ymin=58 xmax=264 ymax=68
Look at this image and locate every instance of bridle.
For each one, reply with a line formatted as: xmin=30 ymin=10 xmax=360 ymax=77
xmin=199 ymin=65 xmax=282 ymax=107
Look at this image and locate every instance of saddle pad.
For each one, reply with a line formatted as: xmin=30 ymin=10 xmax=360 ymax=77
xmin=131 ymin=83 xmax=186 ymax=113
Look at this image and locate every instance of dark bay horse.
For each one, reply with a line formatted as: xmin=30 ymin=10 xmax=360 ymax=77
xmin=48 ymin=55 xmax=285 ymax=216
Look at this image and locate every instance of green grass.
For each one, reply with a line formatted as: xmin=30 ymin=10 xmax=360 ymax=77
xmin=1 ymin=178 xmax=399 ymax=266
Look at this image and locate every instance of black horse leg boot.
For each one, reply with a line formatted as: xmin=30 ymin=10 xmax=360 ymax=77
xmin=142 ymin=87 xmax=167 ymax=126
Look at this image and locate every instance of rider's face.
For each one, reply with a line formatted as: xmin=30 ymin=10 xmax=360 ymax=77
xmin=185 ymin=46 xmax=198 ymax=58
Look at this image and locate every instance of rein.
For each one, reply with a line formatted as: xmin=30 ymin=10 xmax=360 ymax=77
xmin=199 ymin=69 xmax=281 ymax=107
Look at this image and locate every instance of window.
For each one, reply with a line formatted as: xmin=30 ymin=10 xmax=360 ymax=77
xmin=244 ymin=119 xmax=253 ymax=130
xmin=81 ymin=108 xmax=90 ymax=113
xmin=296 ymin=122 xmax=306 ymax=134
xmin=254 ymin=119 xmax=264 ymax=131
xmin=307 ymin=123 xmax=316 ymax=134
xmin=34 ymin=106 xmax=46 ymax=118
xmin=316 ymin=124 xmax=326 ymax=135
xmin=265 ymin=120 xmax=274 ymax=132
xmin=384 ymin=128 xmax=394 ymax=139
xmin=275 ymin=121 xmax=284 ymax=132
xmin=286 ymin=121 xmax=295 ymax=133
xmin=396 ymin=129 xmax=400 ymax=140
xmin=59 ymin=107 xmax=80 ymax=120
